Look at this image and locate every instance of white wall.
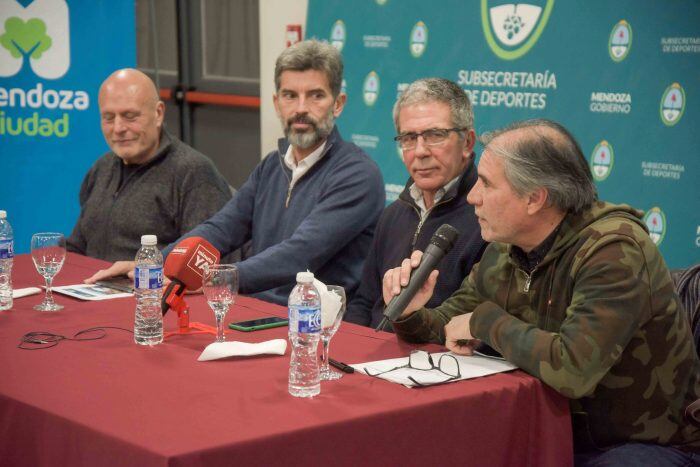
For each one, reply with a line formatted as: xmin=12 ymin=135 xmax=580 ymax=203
xmin=259 ymin=0 xmax=309 ymax=156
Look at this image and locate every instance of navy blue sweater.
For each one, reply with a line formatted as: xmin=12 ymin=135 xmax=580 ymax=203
xmin=166 ymin=126 xmax=385 ymax=305
xmin=345 ymin=159 xmax=487 ymax=328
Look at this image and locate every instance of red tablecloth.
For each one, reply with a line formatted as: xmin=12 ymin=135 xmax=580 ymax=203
xmin=0 ymin=253 xmax=573 ymax=466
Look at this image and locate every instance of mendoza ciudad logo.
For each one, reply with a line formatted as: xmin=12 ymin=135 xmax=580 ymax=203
xmin=0 ymin=0 xmax=89 ymax=139
xmin=481 ymin=0 xmax=554 ymax=60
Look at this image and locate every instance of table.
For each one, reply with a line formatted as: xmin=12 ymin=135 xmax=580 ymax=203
xmin=0 ymin=254 xmax=573 ymax=466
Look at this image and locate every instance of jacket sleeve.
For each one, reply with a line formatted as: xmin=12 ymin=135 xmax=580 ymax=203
xmin=235 ymin=157 xmax=385 ymax=294
xmin=392 ymin=261 xmax=484 ymax=343
xmin=162 ymin=161 xmax=260 ymax=258
xmin=470 ymin=234 xmax=652 ymax=399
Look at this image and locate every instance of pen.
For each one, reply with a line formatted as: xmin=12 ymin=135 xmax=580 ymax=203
xmin=328 ymin=357 xmax=355 ymax=374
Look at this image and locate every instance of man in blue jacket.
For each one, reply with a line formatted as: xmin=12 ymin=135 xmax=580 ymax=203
xmin=345 ymin=78 xmax=486 ymax=329
xmin=88 ymin=40 xmax=385 ymax=305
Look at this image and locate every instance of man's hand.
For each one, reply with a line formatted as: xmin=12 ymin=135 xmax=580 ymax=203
xmin=382 ymin=250 xmax=439 ymax=319
xmin=444 ymin=313 xmax=480 ymax=355
xmin=84 ymin=261 xmax=136 ymax=284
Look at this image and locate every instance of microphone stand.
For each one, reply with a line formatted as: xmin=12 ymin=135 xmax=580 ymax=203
xmin=162 ymin=281 xmax=219 ymax=339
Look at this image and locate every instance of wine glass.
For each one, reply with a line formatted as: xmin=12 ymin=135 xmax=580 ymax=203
xmin=320 ymin=285 xmax=347 ymax=380
xmin=202 ymin=264 xmax=238 ymax=343
xmin=31 ymin=232 xmax=66 ymax=312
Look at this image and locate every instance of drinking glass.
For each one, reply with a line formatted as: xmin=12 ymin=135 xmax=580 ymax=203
xmin=202 ymin=264 xmax=238 ymax=343
xmin=320 ymin=285 xmax=347 ymax=380
xmin=31 ymin=232 xmax=66 ymax=312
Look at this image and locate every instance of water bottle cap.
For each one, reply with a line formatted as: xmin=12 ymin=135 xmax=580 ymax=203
xmin=141 ymin=234 xmax=157 ymax=246
xmin=0 ymin=211 xmax=5 ymax=219
xmin=296 ymin=271 xmax=314 ymax=283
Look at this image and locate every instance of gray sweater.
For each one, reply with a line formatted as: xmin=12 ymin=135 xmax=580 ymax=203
xmin=67 ymin=131 xmax=231 ymax=261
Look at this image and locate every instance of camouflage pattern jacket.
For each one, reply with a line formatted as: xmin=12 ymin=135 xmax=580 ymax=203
xmin=394 ymin=202 xmax=700 ymax=451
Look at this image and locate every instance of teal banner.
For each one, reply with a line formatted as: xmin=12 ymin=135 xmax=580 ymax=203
xmin=0 ymin=0 xmax=135 ymax=253
xmin=307 ymin=0 xmax=699 ymax=268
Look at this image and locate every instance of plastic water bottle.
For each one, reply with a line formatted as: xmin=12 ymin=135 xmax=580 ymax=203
xmin=288 ymin=271 xmax=321 ymax=397
xmin=0 ymin=211 xmax=13 ymax=311
xmin=134 ymin=234 xmax=163 ymax=345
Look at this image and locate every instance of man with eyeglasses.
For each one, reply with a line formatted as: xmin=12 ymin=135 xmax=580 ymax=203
xmin=383 ymin=119 xmax=700 ymax=464
xmin=345 ymin=78 xmax=486 ymax=329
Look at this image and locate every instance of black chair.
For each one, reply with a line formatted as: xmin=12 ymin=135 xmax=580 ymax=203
xmin=672 ymin=264 xmax=700 ymax=357
xmin=673 ymin=264 xmax=700 ymax=427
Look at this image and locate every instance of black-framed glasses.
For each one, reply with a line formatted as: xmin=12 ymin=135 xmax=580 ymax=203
xmin=364 ymin=350 xmax=462 ymax=387
xmin=393 ymin=127 xmax=467 ymax=150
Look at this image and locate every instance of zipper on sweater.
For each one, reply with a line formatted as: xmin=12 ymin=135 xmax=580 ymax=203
xmin=521 ymin=267 xmax=537 ymax=293
xmin=408 ymin=198 xmax=450 ymax=250
xmin=285 ymin=185 xmax=292 ymax=208
xmin=278 ymin=144 xmax=332 ymax=209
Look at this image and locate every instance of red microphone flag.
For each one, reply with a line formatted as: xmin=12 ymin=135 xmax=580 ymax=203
xmin=164 ymin=237 xmax=220 ymax=290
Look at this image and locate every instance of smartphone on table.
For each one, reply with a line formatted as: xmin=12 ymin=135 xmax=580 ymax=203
xmin=95 ymin=275 xmax=134 ymax=293
xmin=228 ymin=316 xmax=289 ymax=332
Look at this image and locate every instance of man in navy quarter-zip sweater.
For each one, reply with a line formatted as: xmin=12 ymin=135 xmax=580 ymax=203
xmin=87 ymin=40 xmax=385 ymax=306
xmin=345 ymin=78 xmax=486 ymax=329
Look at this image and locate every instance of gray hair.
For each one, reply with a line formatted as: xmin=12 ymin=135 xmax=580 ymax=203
xmin=274 ymin=40 xmax=343 ymax=98
xmin=480 ymin=119 xmax=597 ymax=214
xmin=393 ymin=78 xmax=474 ymax=133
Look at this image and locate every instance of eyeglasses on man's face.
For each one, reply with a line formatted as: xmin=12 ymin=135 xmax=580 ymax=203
xmin=394 ymin=127 xmax=466 ymax=150
xmin=364 ymin=350 xmax=462 ymax=387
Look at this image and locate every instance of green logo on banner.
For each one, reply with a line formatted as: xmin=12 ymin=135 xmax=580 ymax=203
xmin=363 ymin=71 xmax=380 ymax=106
xmin=644 ymin=207 xmax=666 ymax=246
xmin=590 ymin=140 xmax=614 ymax=181
xmin=410 ymin=21 xmax=428 ymax=57
xmin=0 ymin=17 xmax=52 ymax=59
xmin=660 ymin=83 xmax=685 ymax=126
xmin=608 ymin=20 xmax=632 ymax=62
xmin=481 ymin=0 xmax=554 ymax=60
xmin=330 ymin=20 xmax=346 ymax=51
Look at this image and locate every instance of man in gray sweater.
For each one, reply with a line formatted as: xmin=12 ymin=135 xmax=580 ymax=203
xmin=67 ymin=69 xmax=231 ymax=267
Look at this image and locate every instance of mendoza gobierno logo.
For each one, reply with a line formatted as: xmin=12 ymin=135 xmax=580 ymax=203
xmin=644 ymin=207 xmax=666 ymax=246
xmin=0 ymin=0 xmax=89 ymax=139
xmin=590 ymin=140 xmax=614 ymax=182
xmin=481 ymin=0 xmax=554 ymax=60
xmin=330 ymin=20 xmax=346 ymax=52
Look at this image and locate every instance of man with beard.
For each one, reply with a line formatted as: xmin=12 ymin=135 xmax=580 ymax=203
xmin=88 ymin=40 xmax=384 ymax=305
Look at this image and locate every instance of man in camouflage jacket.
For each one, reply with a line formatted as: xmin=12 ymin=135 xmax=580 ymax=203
xmin=385 ymin=119 xmax=700 ymax=463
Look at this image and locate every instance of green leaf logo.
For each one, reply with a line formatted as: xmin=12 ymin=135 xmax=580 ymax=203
xmin=0 ymin=16 xmax=52 ymax=59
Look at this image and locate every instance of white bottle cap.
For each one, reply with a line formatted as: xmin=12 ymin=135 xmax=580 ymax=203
xmin=296 ymin=271 xmax=314 ymax=283
xmin=0 ymin=211 xmax=6 ymax=219
xmin=141 ymin=234 xmax=157 ymax=246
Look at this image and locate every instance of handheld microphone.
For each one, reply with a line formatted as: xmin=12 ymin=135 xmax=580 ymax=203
xmin=376 ymin=224 xmax=459 ymax=331
xmin=161 ymin=237 xmax=220 ymax=316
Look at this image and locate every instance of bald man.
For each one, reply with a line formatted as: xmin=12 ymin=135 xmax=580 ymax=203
xmin=67 ymin=68 xmax=231 ymax=262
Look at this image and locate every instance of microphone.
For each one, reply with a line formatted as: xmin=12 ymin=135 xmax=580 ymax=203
xmin=376 ymin=224 xmax=459 ymax=331
xmin=161 ymin=237 xmax=220 ymax=316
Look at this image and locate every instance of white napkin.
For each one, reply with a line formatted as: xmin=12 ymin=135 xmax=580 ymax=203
xmin=12 ymin=287 xmax=41 ymax=299
xmin=197 ymin=339 xmax=287 ymax=361
xmin=313 ymin=278 xmax=342 ymax=327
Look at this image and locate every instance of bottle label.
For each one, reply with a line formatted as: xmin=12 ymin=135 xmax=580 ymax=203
xmin=290 ymin=306 xmax=321 ymax=333
xmin=0 ymin=240 xmax=13 ymax=259
xmin=135 ymin=266 xmax=163 ymax=290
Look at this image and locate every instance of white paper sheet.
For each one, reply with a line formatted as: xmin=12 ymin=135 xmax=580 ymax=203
xmin=351 ymin=351 xmax=517 ymax=388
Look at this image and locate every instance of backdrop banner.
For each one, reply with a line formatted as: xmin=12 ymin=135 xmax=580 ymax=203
xmin=307 ymin=0 xmax=699 ymax=268
xmin=0 ymin=0 xmax=135 ymax=253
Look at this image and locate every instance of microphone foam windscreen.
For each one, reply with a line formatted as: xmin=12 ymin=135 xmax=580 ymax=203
xmin=163 ymin=237 xmax=220 ymax=290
